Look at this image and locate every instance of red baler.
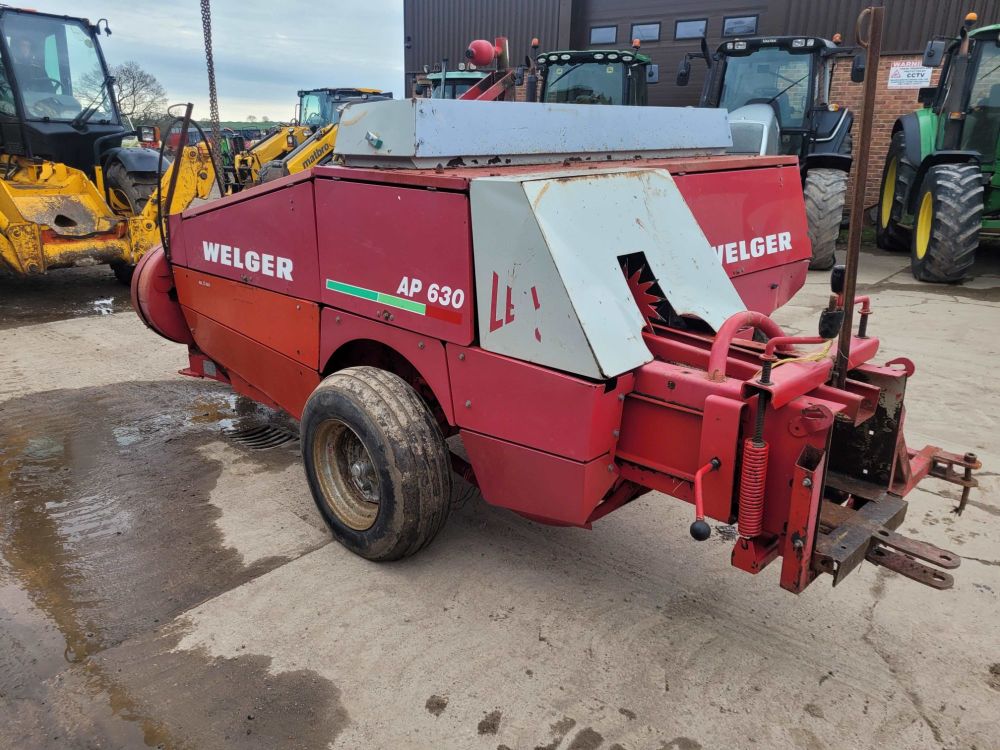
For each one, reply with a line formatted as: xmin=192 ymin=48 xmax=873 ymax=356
xmin=134 ymin=99 xmax=978 ymax=593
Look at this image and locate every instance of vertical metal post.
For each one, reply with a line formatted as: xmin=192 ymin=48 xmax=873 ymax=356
xmin=836 ymin=3 xmax=884 ymax=388
xmin=438 ymin=58 xmax=448 ymax=99
xmin=161 ymin=102 xmax=194 ymax=261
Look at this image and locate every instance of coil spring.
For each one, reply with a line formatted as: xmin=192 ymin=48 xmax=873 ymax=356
xmin=738 ymin=438 xmax=769 ymax=538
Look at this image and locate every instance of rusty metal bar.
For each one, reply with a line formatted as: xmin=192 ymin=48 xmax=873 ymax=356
xmin=814 ymin=497 xmax=960 ymax=589
xmin=836 ymin=3 xmax=884 ymax=389
xmin=161 ymin=102 xmax=194 ymax=262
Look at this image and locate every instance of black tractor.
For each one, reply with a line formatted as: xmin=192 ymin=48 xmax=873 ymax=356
xmin=678 ymin=36 xmax=865 ymax=269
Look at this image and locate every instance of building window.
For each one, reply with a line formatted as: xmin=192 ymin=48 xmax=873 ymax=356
xmin=673 ymin=19 xmax=706 ymax=41
xmin=631 ymin=22 xmax=661 ymax=43
xmin=589 ymin=26 xmax=617 ymax=45
xmin=722 ymin=15 xmax=758 ymax=37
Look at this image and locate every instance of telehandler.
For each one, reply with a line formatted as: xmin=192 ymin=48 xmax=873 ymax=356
xmin=0 ymin=7 xmax=215 ymax=284
xmin=254 ymin=90 xmax=393 ymax=184
xmin=228 ymin=88 xmax=389 ymax=191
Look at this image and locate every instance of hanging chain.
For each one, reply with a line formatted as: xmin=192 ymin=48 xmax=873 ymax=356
xmin=200 ymin=0 xmax=223 ymax=184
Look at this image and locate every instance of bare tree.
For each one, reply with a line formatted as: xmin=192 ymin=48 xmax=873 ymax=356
xmin=111 ymin=61 xmax=167 ymax=123
xmin=261 ymin=115 xmax=272 ymax=123
xmin=246 ymin=114 xmax=257 ymax=122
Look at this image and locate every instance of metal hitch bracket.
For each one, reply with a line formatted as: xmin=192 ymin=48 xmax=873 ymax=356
xmin=813 ymin=498 xmax=960 ymax=590
xmin=924 ymin=448 xmax=981 ymax=515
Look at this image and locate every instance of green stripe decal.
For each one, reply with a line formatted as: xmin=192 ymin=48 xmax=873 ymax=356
xmin=326 ymin=279 xmax=426 ymax=315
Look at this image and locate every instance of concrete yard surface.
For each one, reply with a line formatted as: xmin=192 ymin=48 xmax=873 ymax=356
xmin=1 ymin=249 xmax=999 ymax=750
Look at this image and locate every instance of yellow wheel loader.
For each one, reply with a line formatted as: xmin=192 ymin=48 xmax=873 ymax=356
xmin=0 ymin=7 xmax=216 ymax=284
xmin=229 ymin=88 xmax=390 ymax=191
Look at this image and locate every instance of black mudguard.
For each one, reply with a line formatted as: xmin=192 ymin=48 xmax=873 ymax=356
xmin=897 ymin=112 xmax=923 ymax=167
xmin=802 ymin=152 xmax=852 ymax=176
xmin=811 ymin=109 xmax=853 ymax=155
xmin=103 ymin=145 xmax=163 ymax=174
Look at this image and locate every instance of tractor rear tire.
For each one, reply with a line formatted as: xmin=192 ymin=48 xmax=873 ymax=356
xmin=911 ymin=163 xmax=982 ymax=283
xmin=876 ymin=131 xmax=914 ymax=252
xmin=301 ymin=366 xmax=452 ymax=561
xmin=804 ymin=168 xmax=847 ymax=270
xmin=106 ymin=163 xmax=160 ymax=286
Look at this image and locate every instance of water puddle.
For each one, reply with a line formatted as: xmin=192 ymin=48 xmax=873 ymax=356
xmin=0 ymin=379 xmax=301 ymax=747
xmin=0 ymin=266 xmax=132 ymax=331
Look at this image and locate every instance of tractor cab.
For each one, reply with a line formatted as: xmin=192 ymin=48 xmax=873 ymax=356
xmin=679 ymin=35 xmax=863 ymax=271
xmin=536 ymin=48 xmax=653 ymax=106
xmin=0 ymin=7 xmax=125 ymax=175
xmin=679 ymin=36 xmax=859 ymax=160
xmin=297 ymin=87 xmax=387 ymax=129
xmin=415 ymin=70 xmax=489 ymax=99
xmin=919 ymin=22 xmax=1000 ymax=164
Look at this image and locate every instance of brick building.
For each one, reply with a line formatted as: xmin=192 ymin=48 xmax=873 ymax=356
xmin=827 ymin=51 xmax=943 ymax=207
xmin=405 ymin=1 xmax=1000 ymax=209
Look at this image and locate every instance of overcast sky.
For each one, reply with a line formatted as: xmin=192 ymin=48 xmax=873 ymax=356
xmin=38 ymin=0 xmax=404 ymax=121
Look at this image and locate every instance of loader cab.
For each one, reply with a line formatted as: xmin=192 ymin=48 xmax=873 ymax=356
xmin=536 ymin=49 xmax=653 ymax=106
xmin=0 ymin=8 xmax=125 ymax=175
xmin=297 ymin=87 xmax=389 ymax=129
xmin=681 ymin=36 xmax=854 ymax=159
xmin=919 ymin=24 xmax=1000 ymax=163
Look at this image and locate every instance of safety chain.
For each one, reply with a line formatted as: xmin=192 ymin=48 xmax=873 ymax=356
xmin=200 ymin=0 xmax=223 ymax=184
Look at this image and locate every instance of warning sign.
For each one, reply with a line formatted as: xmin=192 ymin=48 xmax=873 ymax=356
xmin=887 ymin=60 xmax=932 ymax=89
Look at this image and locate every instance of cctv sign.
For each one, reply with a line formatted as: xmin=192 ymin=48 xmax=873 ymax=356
xmin=888 ymin=60 xmax=932 ymax=89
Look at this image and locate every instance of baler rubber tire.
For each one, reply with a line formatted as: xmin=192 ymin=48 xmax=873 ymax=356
xmin=875 ymin=131 xmax=914 ymax=252
xmin=301 ymin=366 xmax=452 ymax=561
xmin=910 ymin=163 xmax=982 ymax=283
xmin=804 ymin=167 xmax=847 ymax=270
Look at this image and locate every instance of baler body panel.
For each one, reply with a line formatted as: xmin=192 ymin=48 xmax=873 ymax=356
xmin=315 ymin=179 xmax=475 ymax=345
xmin=446 ymin=344 xmax=632 ymax=462
xmin=175 ymin=268 xmax=320 ymax=369
xmin=459 ymin=430 xmax=618 ymax=528
xmin=672 ymin=166 xmax=811 ymax=313
xmin=172 ymin=180 xmax=320 ymax=300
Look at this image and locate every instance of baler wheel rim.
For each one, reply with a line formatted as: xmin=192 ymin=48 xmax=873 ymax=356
xmin=313 ymin=418 xmax=381 ymax=531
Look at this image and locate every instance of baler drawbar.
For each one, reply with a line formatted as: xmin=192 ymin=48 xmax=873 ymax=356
xmin=133 ymin=98 xmax=981 ymax=594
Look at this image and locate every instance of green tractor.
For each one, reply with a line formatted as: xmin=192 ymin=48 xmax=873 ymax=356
xmin=533 ymin=45 xmax=655 ymax=105
xmin=877 ymin=13 xmax=999 ymax=282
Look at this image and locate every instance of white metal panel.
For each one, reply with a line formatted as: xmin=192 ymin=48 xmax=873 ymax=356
xmin=469 ymin=178 xmax=610 ymax=379
xmin=525 ymin=169 xmax=746 ymax=333
xmin=470 ymin=168 xmax=747 ymax=380
xmin=335 ymin=98 xmax=733 ymax=168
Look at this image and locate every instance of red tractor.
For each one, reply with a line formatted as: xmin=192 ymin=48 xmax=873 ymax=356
xmin=133 ymin=98 xmax=978 ymax=594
